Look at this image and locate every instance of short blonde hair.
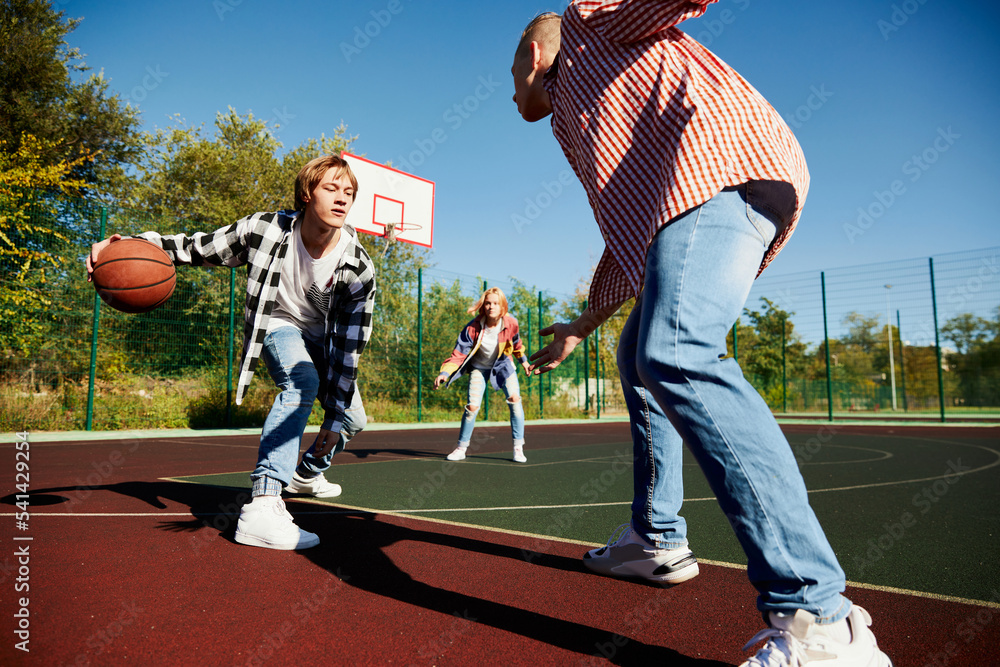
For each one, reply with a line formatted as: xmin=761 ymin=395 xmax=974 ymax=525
xmin=516 ymin=12 xmax=561 ymax=60
xmin=294 ymin=154 xmax=359 ymax=211
xmin=468 ymin=286 xmax=509 ymax=317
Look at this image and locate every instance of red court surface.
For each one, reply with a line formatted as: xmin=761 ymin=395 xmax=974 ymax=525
xmin=2 ymin=422 xmax=999 ymax=666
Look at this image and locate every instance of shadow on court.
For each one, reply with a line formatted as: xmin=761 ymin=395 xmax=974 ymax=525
xmin=9 ymin=479 xmax=730 ymax=666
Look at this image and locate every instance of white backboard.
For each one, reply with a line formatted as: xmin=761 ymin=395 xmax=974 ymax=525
xmin=342 ymin=152 xmax=435 ymax=248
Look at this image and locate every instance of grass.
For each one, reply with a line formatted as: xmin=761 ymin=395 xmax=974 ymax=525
xmin=0 ymin=374 xmax=209 ymax=432
xmin=0 ymin=372 xmax=607 ymax=432
xmin=4 ymin=371 xmax=992 ymax=433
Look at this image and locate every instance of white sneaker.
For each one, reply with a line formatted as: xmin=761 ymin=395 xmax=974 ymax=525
xmin=512 ymin=446 xmax=527 ymax=463
xmin=740 ymin=605 xmax=893 ymax=666
xmin=285 ymin=471 xmax=342 ymax=498
xmin=583 ymin=523 xmax=699 ymax=584
xmin=234 ymin=495 xmax=320 ymax=550
xmin=446 ymin=446 xmax=468 ymax=461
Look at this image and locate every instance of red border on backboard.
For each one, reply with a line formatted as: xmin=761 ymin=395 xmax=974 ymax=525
xmin=372 ymin=194 xmax=405 ymax=232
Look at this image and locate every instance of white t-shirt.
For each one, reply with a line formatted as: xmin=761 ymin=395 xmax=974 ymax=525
xmin=470 ymin=322 xmax=501 ymax=371
xmin=268 ymin=222 xmax=351 ymax=344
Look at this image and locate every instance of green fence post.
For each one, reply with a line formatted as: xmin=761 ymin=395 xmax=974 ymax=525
xmin=897 ymin=309 xmax=908 ymax=412
xmin=85 ymin=207 xmax=108 ymax=431
xmin=583 ymin=300 xmax=590 ymax=415
xmin=595 ymin=325 xmax=601 ymax=419
xmin=821 ymin=272 xmax=834 ymax=422
xmin=482 ymin=279 xmax=489 ymax=422
xmin=226 ymin=267 xmax=235 ymax=427
xmin=782 ymin=316 xmax=787 ymax=414
xmin=525 ymin=307 xmax=531 ymax=404
xmin=538 ymin=290 xmax=544 ymax=418
xmin=575 ymin=352 xmax=581 ymax=409
xmin=732 ymin=321 xmax=738 ymax=362
xmin=929 ymin=258 xmax=946 ymax=422
xmin=417 ymin=268 xmax=423 ymax=422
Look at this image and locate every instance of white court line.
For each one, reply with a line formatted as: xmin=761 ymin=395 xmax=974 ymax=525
xmin=0 ymin=511 xmax=359 ymax=517
xmin=4 ymin=514 xmax=995 ymax=611
xmin=12 ymin=444 xmax=996 ymax=518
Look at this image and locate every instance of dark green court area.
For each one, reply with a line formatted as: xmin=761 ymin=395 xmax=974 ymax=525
xmin=181 ymin=422 xmax=1000 ymax=604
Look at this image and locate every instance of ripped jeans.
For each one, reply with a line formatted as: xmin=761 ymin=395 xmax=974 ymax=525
xmin=456 ymin=368 xmax=524 ymax=446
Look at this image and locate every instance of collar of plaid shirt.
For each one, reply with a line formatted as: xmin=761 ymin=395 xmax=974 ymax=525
xmin=544 ymin=1 xmax=809 ymax=311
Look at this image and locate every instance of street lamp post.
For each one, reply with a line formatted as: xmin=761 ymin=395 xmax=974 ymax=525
xmin=885 ymin=284 xmax=897 ymax=411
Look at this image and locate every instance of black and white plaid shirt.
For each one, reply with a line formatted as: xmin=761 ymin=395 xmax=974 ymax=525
xmin=137 ymin=210 xmax=376 ymax=434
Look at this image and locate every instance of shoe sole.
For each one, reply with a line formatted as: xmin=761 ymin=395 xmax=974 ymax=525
xmin=584 ymin=551 xmax=700 ymax=585
xmin=594 ymin=561 xmax=700 ymax=585
xmin=234 ymin=531 xmax=320 ymax=550
xmin=286 ymin=487 xmax=342 ymax=499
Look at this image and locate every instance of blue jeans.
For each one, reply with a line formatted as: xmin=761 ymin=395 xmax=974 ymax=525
xmin=254 ymin=326 xmax=366 ymax=486
xmin=456 ymin=368 xmax=525 ymax=446
xmin=617 ymin=183 xmax=849 ymax=623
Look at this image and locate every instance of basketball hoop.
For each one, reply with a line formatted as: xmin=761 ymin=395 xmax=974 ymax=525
xmin=341 ymin=153 xmax=435 ymax=249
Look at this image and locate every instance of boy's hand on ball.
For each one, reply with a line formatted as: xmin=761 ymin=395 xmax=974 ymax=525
xmin=86 ymin=234 xmax=123 ymax=280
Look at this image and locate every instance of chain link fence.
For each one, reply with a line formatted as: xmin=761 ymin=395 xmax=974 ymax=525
xmin=1 ymin=187 xmax=610 ymax=432
xmin=740 ymin=249 xmax=1000 ymax=419
xmin=2 ymin=187 xmax=997 ymax=432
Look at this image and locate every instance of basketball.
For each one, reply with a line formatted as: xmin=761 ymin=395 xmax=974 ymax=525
xmin=91 ymin=238 xmax=176 ymax=314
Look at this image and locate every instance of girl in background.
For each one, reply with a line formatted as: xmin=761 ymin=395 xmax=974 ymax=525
xmin=433 ymin=287 xmax=531 ymax=462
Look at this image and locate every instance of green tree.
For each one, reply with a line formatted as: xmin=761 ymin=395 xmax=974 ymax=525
xmin=943 ymin=312 xmax=999 ymax=407
xmin=543 ymin=275 xmax=631 ymax=414
xmin=117 ymin=110 xmax=298 ymax=226
xmin=941 ymin=313 xmax=990 ymax=355
xmin=0 ymin=0 xmax=142 ymax=192
xmin=736 ymin=297 xmax=808 ymax=409
xmin=0 ymin=134 xmax=95 ymax=371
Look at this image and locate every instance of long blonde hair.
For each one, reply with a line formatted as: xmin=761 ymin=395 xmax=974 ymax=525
xmin=468 ymin=286 xmax=509 ymax=318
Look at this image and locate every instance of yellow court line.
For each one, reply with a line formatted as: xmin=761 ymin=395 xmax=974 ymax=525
xmin=6 ymin=504 xmax=998 ymax=610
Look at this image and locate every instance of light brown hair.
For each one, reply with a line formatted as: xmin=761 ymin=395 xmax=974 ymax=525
xmin=516 ymin=12 xmax=561 ymax=60
xmin=468 ymin=286 xmax=509 ymax=318
xmin=294 ymin=154 xmax=359 ymax=211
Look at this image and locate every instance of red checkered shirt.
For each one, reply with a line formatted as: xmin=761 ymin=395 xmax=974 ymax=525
xmin=545 ymin=0 xmax=809 ymax=310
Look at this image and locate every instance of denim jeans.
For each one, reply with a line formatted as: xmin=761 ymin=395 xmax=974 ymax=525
xmin=617 ymin=183 xmax=849 ymax=623
xmin=456 ymin=368 xmax=525 ymax=446
xmin=254 ymin=326 xmax=366 ymax=486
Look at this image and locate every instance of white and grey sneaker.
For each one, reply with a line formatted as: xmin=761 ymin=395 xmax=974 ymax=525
xmin=446 ymin=446 xmax=468 ymax=461
xmin=513 ymin=446 xmax=527 ymax=463
xmin=234 ymin=495 xmax=319 ymax=550
xmin=583 ymin=523 xmax=699 ymax=585
xmin=740 ymin=605 xmax=893 ymax=666
xmin=285 ymin=471 xmax=342 ymax=498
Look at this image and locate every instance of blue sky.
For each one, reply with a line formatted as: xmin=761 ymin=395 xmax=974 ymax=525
xmin=65 ymin=0 xmax=1000 ymax=299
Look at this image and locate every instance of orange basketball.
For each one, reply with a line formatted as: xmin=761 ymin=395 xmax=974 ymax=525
xmin=91 ymin=238 xmax=176 ymax=314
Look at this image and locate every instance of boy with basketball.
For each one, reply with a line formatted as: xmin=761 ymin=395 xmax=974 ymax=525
xmin=87 ymin=154 xmax=375 ymax=551
xmin=511 ymin=5 xmax=891 ymax=666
